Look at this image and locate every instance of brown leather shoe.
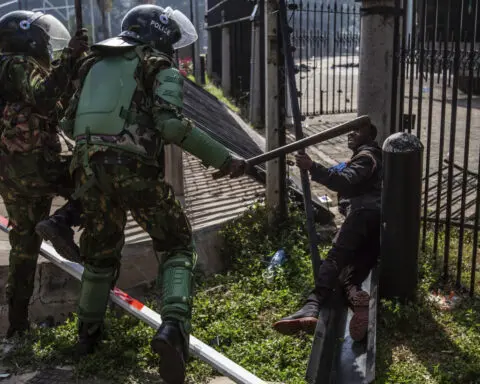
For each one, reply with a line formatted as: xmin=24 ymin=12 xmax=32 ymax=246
xmin=273 ymin=301 xmax=320 ymax=335
xmin=348 ymin=289 xmax=370 ymax=342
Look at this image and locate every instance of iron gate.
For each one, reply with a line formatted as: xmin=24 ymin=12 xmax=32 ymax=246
xmin=393 ymin=0 xmax=480 ymax=296
xmin=288 ymin=0 xmax=360 ymax=116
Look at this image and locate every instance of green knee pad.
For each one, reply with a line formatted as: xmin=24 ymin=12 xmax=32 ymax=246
xmin=78 ymin=265 xmax=116 ymax=324
xmin=161 ymin=251 xmax=196 ymax=334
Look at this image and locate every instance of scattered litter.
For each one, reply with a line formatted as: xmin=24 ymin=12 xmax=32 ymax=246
xmin=428 ymin=290 xmax=463 ymax=311
xmin=56 ymin=366 xmax=74 ymax=371
xmin=0 ymin=341 xmax=15 ymax=356
xmin=319 ymin=195 xmax=333 ymax=204
xmin=263 ymin=249 xmax=287 ymax=284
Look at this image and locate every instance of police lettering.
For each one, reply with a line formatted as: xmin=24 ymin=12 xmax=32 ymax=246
xmin=150 ymin=20 xmax=171 ymax=36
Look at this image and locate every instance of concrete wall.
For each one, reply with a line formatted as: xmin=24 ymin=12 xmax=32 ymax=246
xmin=0 ymin=224 xmax=229 ymax=335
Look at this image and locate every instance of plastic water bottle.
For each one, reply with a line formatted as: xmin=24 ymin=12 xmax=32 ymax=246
xmin=263 ymin=249 xmax=287 ymax=284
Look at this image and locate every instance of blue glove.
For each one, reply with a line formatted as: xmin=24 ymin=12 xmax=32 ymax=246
xmin=328 ymin=162 xmax=347 ymax=173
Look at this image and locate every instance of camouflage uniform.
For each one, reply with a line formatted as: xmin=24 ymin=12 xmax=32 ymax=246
xmin=60 ymin=45 xmax=206 ymax=327
xmin=61 ymin=39 xmax=244 ymax=383
xmin=0 ymin=51 xmax=81 ymax=335
xmin=61 ymin=6 xmax=246 ymax=381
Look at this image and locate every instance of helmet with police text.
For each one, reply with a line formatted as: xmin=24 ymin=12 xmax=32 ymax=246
xmin=118 ymin=5 xmax=198 ymax=53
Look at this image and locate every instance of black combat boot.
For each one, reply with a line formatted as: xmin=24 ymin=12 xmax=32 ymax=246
xmin=76 ymin=321 xmax=104 ymax=357
xmin=344 ymin=283 xmax=370 ymax=342
xmin=151 ymin=320 xmax=188 ymax=384
xmin=273 ymin=289 xmax=329 ymax=335
xmin=6 ymin=298 xmax=30 ymax=339
xmin=35 ymin=200 xmax=82 ymax=262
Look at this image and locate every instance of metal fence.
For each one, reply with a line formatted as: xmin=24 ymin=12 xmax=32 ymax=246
xmin=393 ymin=0 xmax=479 ymax=296
xmin=288 ymin=0 xmax=360 ymax=116
xmin=206 ymin=0 xmax=256 ymax=110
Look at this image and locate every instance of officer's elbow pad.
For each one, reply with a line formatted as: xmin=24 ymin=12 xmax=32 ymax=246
xmin=159 ymin=118 xmax=231 ymax=169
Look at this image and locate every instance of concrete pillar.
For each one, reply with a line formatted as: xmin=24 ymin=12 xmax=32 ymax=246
xmin=207 ymin=30 xmax=213 ymax=78
xmin=357 ymin=0 xmax=397 ymax=146
xmin=193 ymin=0 xmax=202 ymax=84
xmin=249 ymin=18 xmax=263 ymax=127
xmin=265 ymin=0 xmax=287 ymax=222
xmin=221 ymin=12 xmax=231 ymax=96
xmin=164 ymin=145 xmax=185 ymax=207
xmin=285 ymin=72 xmax=294 ymax=129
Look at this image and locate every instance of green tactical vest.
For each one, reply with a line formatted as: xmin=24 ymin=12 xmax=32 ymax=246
xmin=73 ymin=50 xmax=140 ymax=138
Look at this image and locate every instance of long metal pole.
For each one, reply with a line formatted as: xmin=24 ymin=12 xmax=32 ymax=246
xmin=74 ymin=0 xmax=82 ymax=29
xmin=277 ymin=0 xmax=321 ymax=279
xmin=246 ymin=115 xmax=370 ymax=167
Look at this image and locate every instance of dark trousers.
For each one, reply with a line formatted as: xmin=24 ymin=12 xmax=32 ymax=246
xmin=308 ymin=209 xmax=380 ymax=304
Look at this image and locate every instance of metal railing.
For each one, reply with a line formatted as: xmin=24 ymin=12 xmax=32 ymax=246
xmin=393 ymin=0 xmax=480 ymax=296
xmin=288 ymin=0 xmax=360 ymax=116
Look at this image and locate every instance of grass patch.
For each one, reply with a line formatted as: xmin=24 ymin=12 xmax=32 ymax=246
xmin=376 ymin=227 xmax=480 ymax=383
xmin=2 ymin=202 xmax=325 ymax=383
xmin=184 ymin=72 xmax=239 ymax=113
xmin=202 ymin=75 xmax=240 ymax=114
xmin=2 ymin=202 xmax=478 ymax=383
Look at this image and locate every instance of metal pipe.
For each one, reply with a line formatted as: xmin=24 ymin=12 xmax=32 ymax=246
xmin=279 ymin=0 xmax=358 ymax=282
xmin=205 ymin=16 xmax=252 ymax=30
xmin=74 ymin=0 xmax=82 ymax=29
xmin=65 ymin=0 xmax=71 ymax=32
xmin=0 ymin=218 xmax=267 ymax=384
xmin=249 ymin=19 xmax=257 ymax=122
xmin=0 ymin=0 xmax=18 ymax=9
xmin=32 ymin=5 xmax=74 ymax=11
xmin=107 ymin=11 xmax=112 ymax=37
xmin=246 ymin=115 xmax=370 ymax=167
xmin=206 ymin=0 xmax=232 ymax=15
xmin=89 ymin=0 xmax=94 ymax=42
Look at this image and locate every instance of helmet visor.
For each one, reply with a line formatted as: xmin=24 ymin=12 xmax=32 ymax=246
xmin=164 ymin=7 xmax=198 ymax=49
xmin=28 ymin=13 xmax=71 ymax=51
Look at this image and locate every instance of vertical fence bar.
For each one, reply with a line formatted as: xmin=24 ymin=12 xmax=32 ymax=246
xmin=433 ymin=0 xmax=451 ymax=261
xmin=300 ymin=0 xmax=304 ymax=115
xmin=422 ymin=0 xmax=439 ymax=252
xmin=338 ymin=3 xmax=343 ymax=112
xmin=351 ymin=4 xmax=357 ymax=114
xmin=444 ymin=0 xmax=463 ymax=282
xmin=457 ymin=0 xmax=476 ymax=288
xmin=437 ymin=30 xmax=442 ymax=84
xmin=306 ymin=1 xmax=310 ymax=116
xmin=406 ymin=34 xmax=411 ymax=82
xmin=448 ymin=30 xmax=453 ymax=88
xmin=320 ymin=2 xmax=324 ymax=114
xmin=471 ymin=146 xmax=480 ymax=296
xmin=344 ymin=4 xmax=350 ymax=113
xmin=416 ymin=0 xmax=425 ymax=140
xmin=390 ymin=0 xmax=401 ymax=135
xmin=408 ymin=15 xmax=416 ymax=134
xmin=398 ymin=0 xmax=407 ymax=132
xmin=313 ymin=2 xmax=318 ymax=115
xmin=326 ymin=3 xmax=331 ymax=114
xmin=332 ymin=1 xmax=337 ymax=113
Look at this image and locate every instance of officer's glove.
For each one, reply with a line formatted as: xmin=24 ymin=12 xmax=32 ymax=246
xmin=68 ymin=28 xmax=89 ymax=59
xmin=212 ymin=158 xmax=248 ymax=179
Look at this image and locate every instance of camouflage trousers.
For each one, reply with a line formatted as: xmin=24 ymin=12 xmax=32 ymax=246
xmin=73 ymin=152 xmax=194 ymax=329
xmin=0 ymin=152 xmax=75 ymax=304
